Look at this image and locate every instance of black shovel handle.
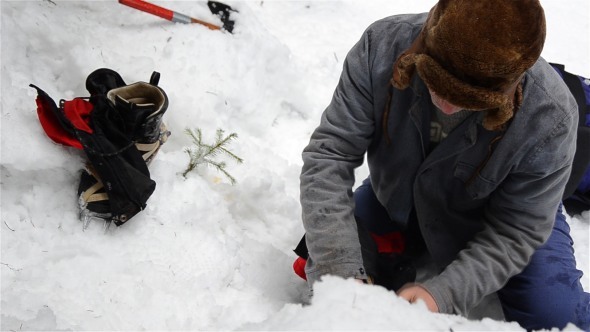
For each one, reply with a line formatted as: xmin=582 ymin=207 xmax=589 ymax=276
xmin=207 ymin=1 xmax=237 ymax=33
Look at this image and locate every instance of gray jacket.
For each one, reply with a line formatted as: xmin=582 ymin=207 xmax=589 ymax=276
xmin=300 ymin=13 xmax=578 ymax=315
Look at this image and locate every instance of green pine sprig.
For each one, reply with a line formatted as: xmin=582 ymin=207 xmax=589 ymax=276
xmin=182 ymin=128 xmax=243 ymax=184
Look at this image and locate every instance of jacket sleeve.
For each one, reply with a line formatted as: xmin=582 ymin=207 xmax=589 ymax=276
xmin=300 ymin=29 xmax=377 ymax=284
xmin=422 ymin=102 xmax=578 ymax=315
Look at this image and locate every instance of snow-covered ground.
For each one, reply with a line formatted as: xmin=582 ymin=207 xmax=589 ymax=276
xmin=1 ymin=1 xmax=588 ymax=330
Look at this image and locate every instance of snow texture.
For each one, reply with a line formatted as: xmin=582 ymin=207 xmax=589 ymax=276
xmin=1 ymin=0 xmax=588 ymax=330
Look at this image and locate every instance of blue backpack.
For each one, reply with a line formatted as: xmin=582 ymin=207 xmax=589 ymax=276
xmin=551 ymin=63 xmax=590 ymax=215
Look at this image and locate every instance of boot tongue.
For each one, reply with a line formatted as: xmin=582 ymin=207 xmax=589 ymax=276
xmin=113 ymin=95 xmax=154 ymax=140
xmin=114 ymin=94 xmax=155 ymax=112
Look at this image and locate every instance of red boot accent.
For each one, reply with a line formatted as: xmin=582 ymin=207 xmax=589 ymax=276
xmin=370 ymin=232 xmax=405 ymax=254
xmin=293 ymin=257 xmax=307 ymax=281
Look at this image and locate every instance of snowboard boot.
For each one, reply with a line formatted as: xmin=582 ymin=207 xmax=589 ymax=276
xmin=79 ymin=75 xmax=170 ymax=228
xmin=107 ymin=80 xmax=170 ymax=164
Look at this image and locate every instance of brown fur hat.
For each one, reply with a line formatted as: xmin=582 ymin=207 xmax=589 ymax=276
xmin=392 ymin=0 xmax=546 ymax=130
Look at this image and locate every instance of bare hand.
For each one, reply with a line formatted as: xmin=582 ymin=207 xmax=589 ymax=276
xmin=396 ymin=283 xmax=439 ymax=313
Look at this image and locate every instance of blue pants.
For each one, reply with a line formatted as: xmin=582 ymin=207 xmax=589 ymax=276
xmin=353 ymin=179 xmax=590 ymax=331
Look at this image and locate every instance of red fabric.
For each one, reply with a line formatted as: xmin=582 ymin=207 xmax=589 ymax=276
xmin=36 ymin=97 xmax=94 ymax=150
xmin=63 ymin=98 xmax=94 ymax=134
xmin=370 ymin=231 xmax=405 ymax=254
xmin=293 ymin=256 xmax=307 ymax=281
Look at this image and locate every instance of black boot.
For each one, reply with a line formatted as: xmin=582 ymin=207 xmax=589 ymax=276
xmin=78 ymin=72 xmax=170 ymax=228
xmin=356 ymin=218 xmax=417 ymax=291
xmin=107 ymin=79 xmax=170 ymax=164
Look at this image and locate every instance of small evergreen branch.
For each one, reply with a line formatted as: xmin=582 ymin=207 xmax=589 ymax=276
xmin=183 ymin=127 xmax=243 ymax=184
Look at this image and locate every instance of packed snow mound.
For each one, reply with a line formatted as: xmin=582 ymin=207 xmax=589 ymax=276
xmin=1 ymin=0 xmax=588 ymax=331
xmin=247 ymin=276 xmax=531 ymax=331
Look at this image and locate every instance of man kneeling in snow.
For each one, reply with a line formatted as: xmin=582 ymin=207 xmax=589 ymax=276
xmin=297 ymin=0 xmax=590 ymax=330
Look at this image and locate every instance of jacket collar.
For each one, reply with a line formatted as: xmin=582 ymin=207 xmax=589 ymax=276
xmin=408 ymin=75 xmax=499 ymax=169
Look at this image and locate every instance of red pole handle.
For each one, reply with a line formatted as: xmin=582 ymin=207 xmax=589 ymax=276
xmin=119 ymin=0 xmax=221 ymax=31
xmin=119 ymin=0 xmax=174 ymax=21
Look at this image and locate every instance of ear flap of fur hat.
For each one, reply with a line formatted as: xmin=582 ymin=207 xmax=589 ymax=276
xmin=392 ymin=0 xmax=546 ymax=131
